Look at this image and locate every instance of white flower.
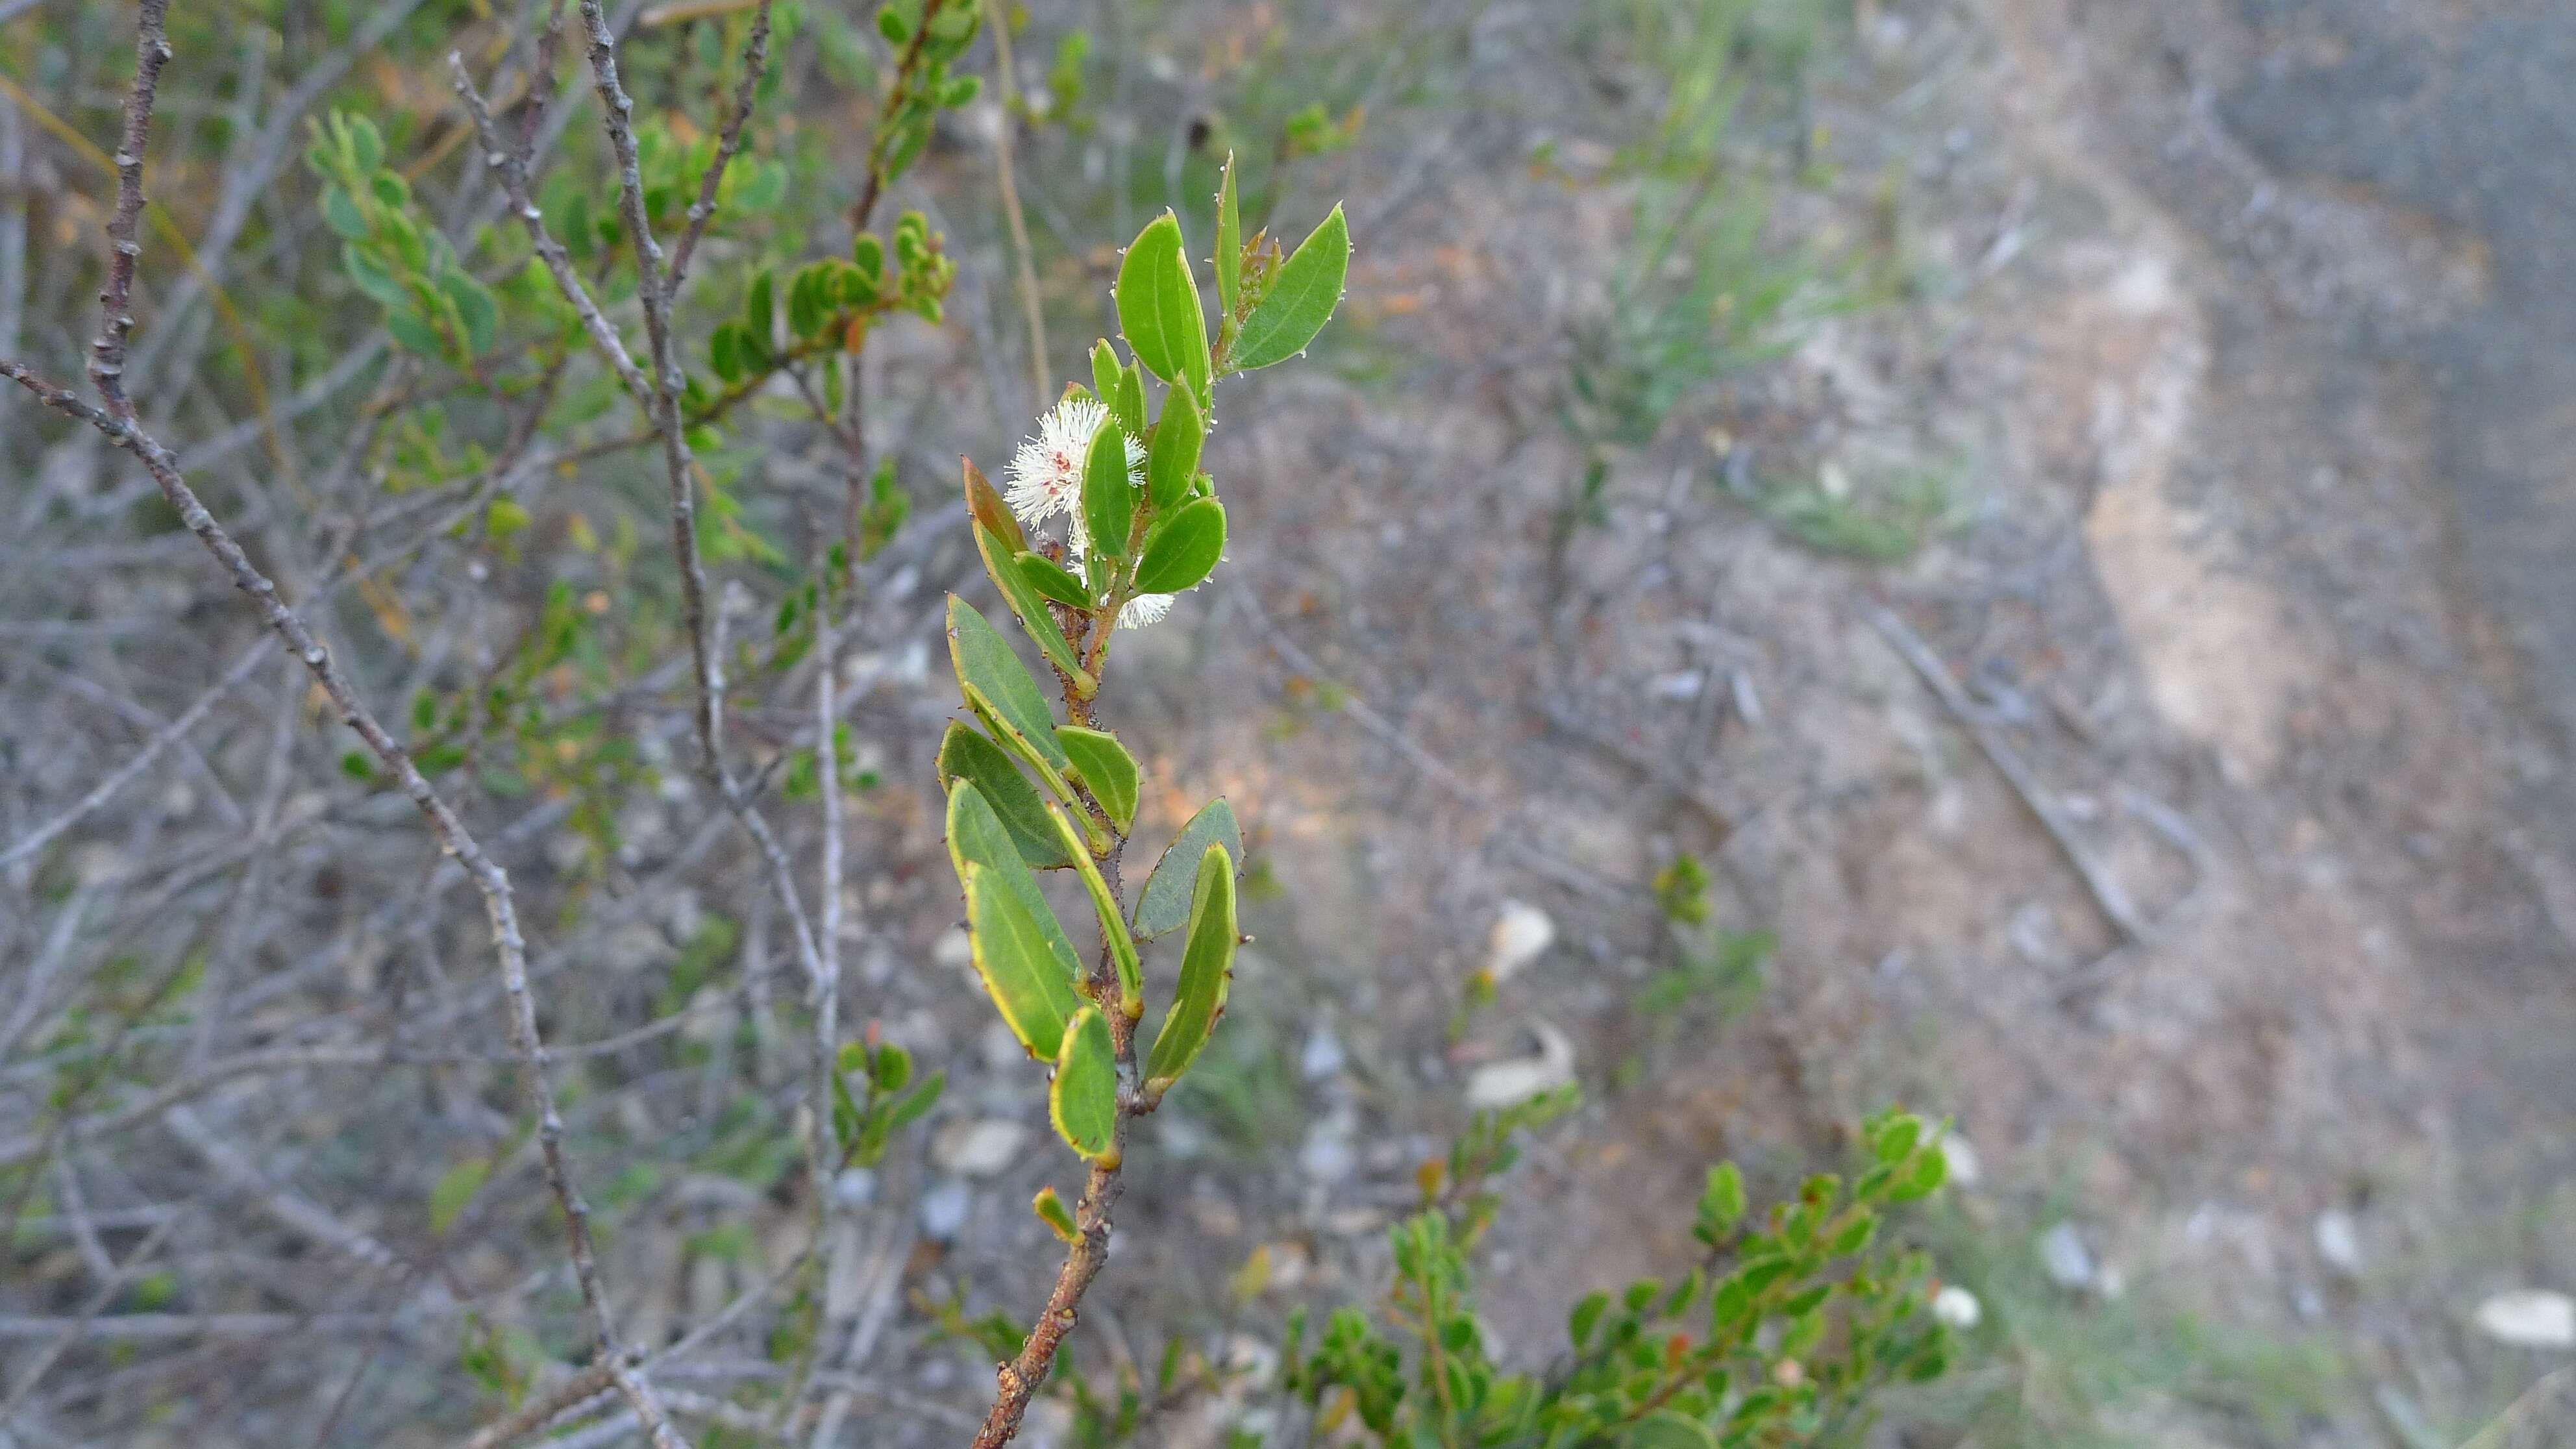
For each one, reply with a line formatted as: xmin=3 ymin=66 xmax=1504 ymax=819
xmin=1117 ymin=591 xmax=1173 ymax=630
xmin=1931 ymin=1285 xmax=1981 ymax=1330
xmin=1005 ymin=395 xmax=1143 ymax=551
xmin=1007 ymin=394 xmax=1176 ymax=630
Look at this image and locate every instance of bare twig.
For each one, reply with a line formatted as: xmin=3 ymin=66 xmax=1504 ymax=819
xmin=1866 ymin=604 xmax=2156 ymax=947
xmin=979 ymin=0 xmax=1050 ymax=409
xmin=4 ymin=11 xmax=678 ymax=1439
xmin=448 ymin=55 xmax=652 ymax=407
xmin=667 ymin=0 xmax=774 ymax=290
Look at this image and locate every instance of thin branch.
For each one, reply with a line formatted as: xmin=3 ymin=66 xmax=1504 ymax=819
xmin=667 ymin=0 xmax=775 ymax=290
xmin=568 ymin=0 xmax=829 ymax=1015
xmin=84 ymin=0 xmax=173 ymax=425
xmin=979 ymin=0 xmax=1050 ymax=408
xmin=2 ymin=12 xmax=676 ymax=1437
xmin=1865 ymin=604 xmax=2155 ymax=948
xmin=448 ymin=55 xmax=652 ymax=407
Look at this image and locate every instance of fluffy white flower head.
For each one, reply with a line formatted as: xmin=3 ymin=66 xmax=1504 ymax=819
xmin=1005 ymin=395 xmax=1142 ymax=549
xmin=1005 ymin=393 xmax=1175 ymax=629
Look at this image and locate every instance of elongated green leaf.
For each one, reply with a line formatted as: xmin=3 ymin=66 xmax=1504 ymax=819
xmin=1145 ymin=843 xmax=1237 ymax=1091
xmin=1050 ymin=1006 xmax=1119 ymax=1161
xmin=946 ymin=783 xmax=1082 ymax=981
xmin=947 ymin=595 xmax=1071 ymax=769
xmin=1056 ymin=726 xmax=1139 ymax=834
xmin=1115 ymin=365 xmax=1146 ymax=446
xmin=963 ymin=861 xmax=1084 ymax=1061
xmin=1081 ymin=415 xmax=1134 ymax=563
xmin=1214 ymin=151 xmax=1241 ymax=342
xmin=1114 ymin=212 xmax=1211 ymax=406
xmin=971 ymin=525 xmax=1089 ymax=686
xmin=1146 ymin=384 xmax=1205 ymax=511
xmin=1090 ymin=340 xmax=1122 ymax=425
xmin=1134 ymin=499 xmax=1226 ymax=595
xmin=886 ymin=1071 xmax=945 ymax=1130
xmin=1016 ymin=551 xmax=1093 ymax=609
xmin=963 ymin=685 xmax=1085 ymax=834
xmin=936 ymin=722 xmax=1072 ymax=869
xmin=1134 ymin=798 xmax=1241 ymax=938
xmin=1047 ymin=802 xmax=1143 ymax=1016
xmin=1229 ymin=204 xmax=1348 ymax=372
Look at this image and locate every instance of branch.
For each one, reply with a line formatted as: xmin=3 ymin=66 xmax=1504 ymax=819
xmin=5 ymin=14 xmax=678 ymax=1440
xmin=978 ymin=0 xmax=1050 ymax=409
xmin=449 ymin=54 xmax=652 ymax=408
xmin=667 ymin=0 xmax=774 ymax=290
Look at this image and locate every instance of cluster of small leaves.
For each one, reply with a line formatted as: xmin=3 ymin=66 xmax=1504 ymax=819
xmin=1283 ymin=1111 xmax=1954 ymax=1448
xmin=869 ymin=0 xmax=985 ymax=187
xmin=937 ymin=162 xmax=1346 ymax=1176
xmin=702 ymin=210 xmax=955 ymax=402
xmin=829 ymin=1036 xmax=946 ymax=1169
xmin=307 ymin=112 xmax=502 ymax=368
xmin=1635 ymin=854 xmax=1772 ymax=1032
xmin=549 ymin=121 xmax=787 ymax=271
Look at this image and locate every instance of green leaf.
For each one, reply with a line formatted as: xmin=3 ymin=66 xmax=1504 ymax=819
xmin=1115 ymin=365 xmax=1146 ymax=446
xmin=1146 ymin=383 xmax=1205 ymax=511
xmin=320 ymin=182 xmax=369 ymax=241
xmin=1134 ymin=798 xmax=1241 ymax=938
xmin=830 ymin=1067 xmax=864 ymax=1156
xmin=1145 ymin=843 xmax=1237 ymax=1091
xmin=1055 ymin=726 xmax=1139 ymax=834
xmin=1032 ymin=1185 xmax=1079 ymax=1243
xmin=744 ymin=267 xmax=775 ymax=340
xmin=440 ymin=271 xmax=499 ymax=357
xmin=1090 ymin=340 xmax=1122 ymax=425
xmin=1015 ymin=551 xmax=1093 ymax=609
xmin=1082 ymin=415 xmax=1135 ymax=562
xmin=1874 ymin=1115 xmax=1921 ymax=1165
xmin=851 ymin=233 xmax=886 ymax=288
xmin=1214 ymin=151 xmax=1241 ymax=341
xmin=887 ymin=1071 xmax=945 ymax=1129
xmin=1700 ymin=1162 xmax=1746 ymax=1234
xmin=1889 ymin=1144 xmax=1948 ymax=1202
xmin=947 ymin=595 xmax=1069 ymax=770
xmin=342 ymin=245 xmax=408 ymax=309
xmin=710 ymin=322 xmax=745 ymax=382
xmin=1046 ymin=802 xmax=1143 ymax=1016
xmin=1113 ymin=212 xmax=1211 ymax=406
xmin=876 ymin=5 xmax=909 ymax=44
xmin=1570 ymin=1291 xmax=1609 ymax=1348
xmin=946 ymin=782 xmax=1082 ymax=976
xmin=428 ymin=1158 xmax=490 ymax=1235
xmin=1621 ymin=1409 xmax=1718 ymax=1449
xmin=346 ymin=115 xmax=385 ymax=175
xmin=1228 ymin=204 xmax=1348 ymax=372
xmin=970 ymin=524 xmax=1089 ymax=687
xmin=386 ymin=304 xmax=443 ymax=358
xmin=1831 ymin=1209 xmax=1878 ymax=1256
xmin=937 ymin=721 xmax=1074 ymax=869
xmin=963 ymin=860 xmax=1084 ymax=1061
xmin=1050 ymin=1006 xmax=1118 ymax=1161
xmin=1133 ymin=498 xmax=1225 ymax=594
